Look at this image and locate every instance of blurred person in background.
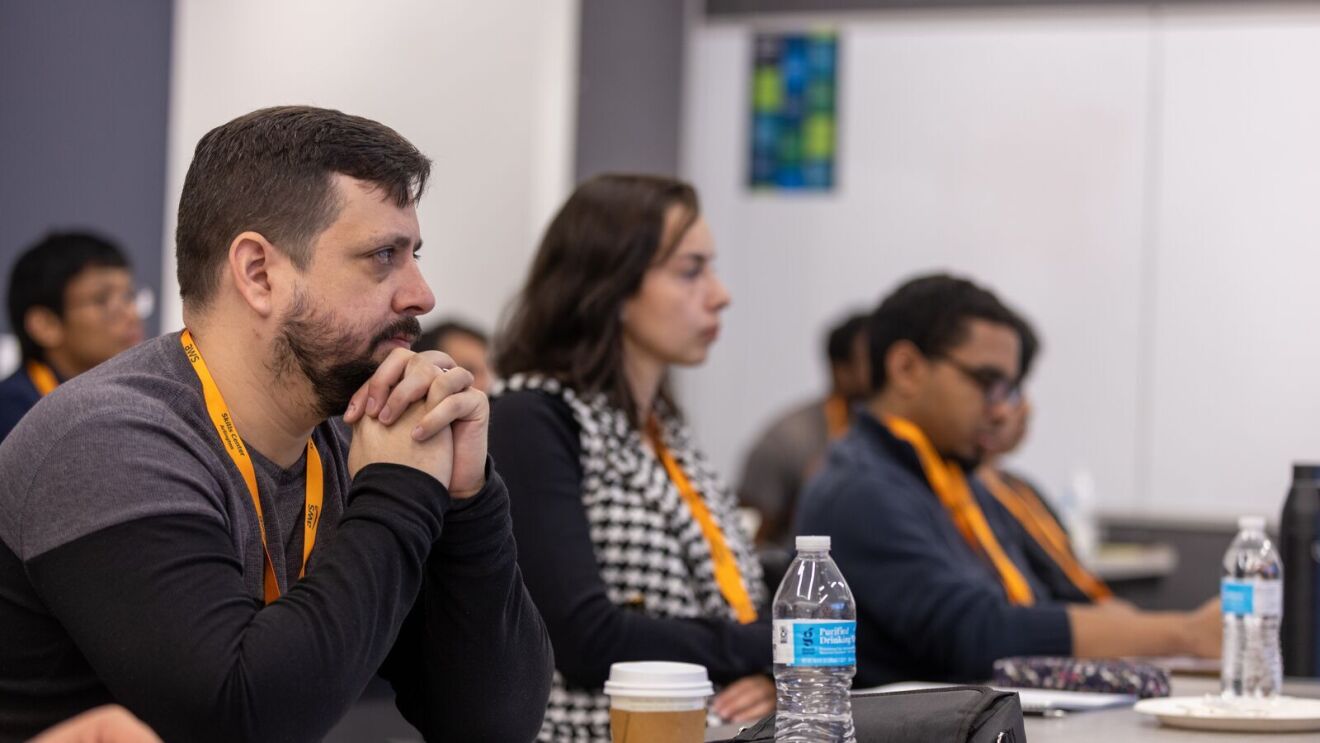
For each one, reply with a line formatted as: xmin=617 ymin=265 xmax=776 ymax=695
xmin=0 ymin=232 xmax=145 ymax=442
xmin=490 ymin=174 xmax=773 ymax=742
xmin=798 ymin=273 xmax=1220 ymax=686
xmin=738 ymin=312 xmax=868 ymax=548
xmin=414 ymin=318 xmax=492 ymax=391
xmin=975 ymin=312 xmax=1113 ymax=606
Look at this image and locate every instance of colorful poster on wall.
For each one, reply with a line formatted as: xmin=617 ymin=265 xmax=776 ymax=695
xmin=750 ymin=31 xmax=838 ymax=191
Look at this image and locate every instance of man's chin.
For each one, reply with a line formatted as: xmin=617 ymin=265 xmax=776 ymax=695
xmin=953 ymin=447 xmax=984 ymax=472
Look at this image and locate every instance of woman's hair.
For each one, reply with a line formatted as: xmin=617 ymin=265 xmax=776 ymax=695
xmin=495 ymin=173 xmax=700 ymax=427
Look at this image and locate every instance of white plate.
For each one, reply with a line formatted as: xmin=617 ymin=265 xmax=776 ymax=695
xmin=1134 ymin=695 xmax=1320 ymax=733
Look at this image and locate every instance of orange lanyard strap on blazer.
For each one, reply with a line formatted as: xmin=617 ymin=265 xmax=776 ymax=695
xmin=26 ymin=361 xmax=59 ymax=397
xmin=646 ymin=417 xmax=758 ymax=624
xmin=824 ymin=394 xmax=850 ymax=441
xmin=884 ymin=416 xmax=1035 ymax=606
xmin=980 ymin=468 xmax=1112 ymax=602
xmin=181 ymin=330 xmax=323 ymax=605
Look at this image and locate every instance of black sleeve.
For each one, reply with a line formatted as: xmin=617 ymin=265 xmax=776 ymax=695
xmin=380 ymin=460 xmax=554 ymax=742
xmin=24 ymin=464 xmax=450 ymax=743
xmin=489 ymin=391 xmax=771 ymax=689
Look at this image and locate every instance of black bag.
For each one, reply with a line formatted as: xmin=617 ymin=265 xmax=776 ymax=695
xmin=715 ymin=686 xmax=1026 ymax=743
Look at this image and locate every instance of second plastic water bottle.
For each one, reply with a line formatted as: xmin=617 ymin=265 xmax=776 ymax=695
xmin=772 ymin=535 xmax=856 ymax=743
xmin=1221 ymin=515 xmax=1284 ymax=698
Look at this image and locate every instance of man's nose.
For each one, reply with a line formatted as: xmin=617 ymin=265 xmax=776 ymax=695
xmin=394 ymin=260 xmax=436 ymax=316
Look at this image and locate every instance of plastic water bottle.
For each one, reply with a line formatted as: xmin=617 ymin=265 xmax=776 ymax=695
xmin=1221 ymin=515 xmax=1284 ymax=698
xmin=772 ymin=535 xmax=856 ymax=742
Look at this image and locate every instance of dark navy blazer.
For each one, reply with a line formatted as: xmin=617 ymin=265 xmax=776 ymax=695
xmin=796 ymin=412 xmax=1074 ymax=687
xmin=0 ymin=367 xmax=42 ymax=444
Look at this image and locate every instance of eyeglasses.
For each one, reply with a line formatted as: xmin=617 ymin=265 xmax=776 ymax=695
xmin=67 ymin=287 xmax=155 ymax=320
xmin=932 ymin=355 xmax=1021 ymax=406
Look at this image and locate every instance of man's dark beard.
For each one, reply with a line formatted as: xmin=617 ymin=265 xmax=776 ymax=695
xmin=272 ymin=294 xmax=421 ymax=420
xmin=952 ymin=453 xmax=983 ymax=472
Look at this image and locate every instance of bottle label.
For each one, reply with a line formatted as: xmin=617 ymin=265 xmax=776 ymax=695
xmin=772 ymin=619 xmax=856 ymax=666
xmin=1221 ymin=578 xmax=1282 ymax=617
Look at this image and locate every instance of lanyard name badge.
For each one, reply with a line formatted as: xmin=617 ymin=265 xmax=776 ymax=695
xmin=26 ymin=361 xmax=59 ymax=397
xmin=181 ymin=330 xmax=323 ymax=604
xmin=885 ymin=415 xmax=1035 ymax=606
xmin=647 ymin=417 xmax=758 ymax=624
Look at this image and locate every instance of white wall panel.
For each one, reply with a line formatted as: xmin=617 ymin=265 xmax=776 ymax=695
xmin=1148 ymin=7 xmax=1320 ymax=519
xmin=162 ymin=0 xmax=579 ymax=335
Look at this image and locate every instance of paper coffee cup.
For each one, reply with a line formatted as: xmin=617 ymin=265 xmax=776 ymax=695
xmin=604 ymin=661 xmax=713 ymax=743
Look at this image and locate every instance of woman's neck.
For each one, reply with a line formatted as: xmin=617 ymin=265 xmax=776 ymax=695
xmin=622 ymin=340 xmax=666 ymax=424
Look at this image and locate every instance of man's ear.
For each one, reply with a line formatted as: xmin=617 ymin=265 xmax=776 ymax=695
xmin=228 ymin=232 xmax=280 ymax=318
xmin=885 ymin=340 xmax=928 ymax=399
xmin=23 ymin=306 xmax=65 ymax=352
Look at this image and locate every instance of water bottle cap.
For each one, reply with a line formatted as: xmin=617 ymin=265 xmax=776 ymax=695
xmin=1237 ymin=515 xmax=1266 ymax=531
xmin=796 ymin=535 xmax=830 ymax=551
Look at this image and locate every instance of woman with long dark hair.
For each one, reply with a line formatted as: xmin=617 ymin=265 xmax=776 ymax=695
xmin=490 ymin=174 xmax=773 ymax=742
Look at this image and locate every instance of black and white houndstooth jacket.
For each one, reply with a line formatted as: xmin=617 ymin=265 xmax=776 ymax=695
xmin=494 ymin=373 xmax=766 ymax=743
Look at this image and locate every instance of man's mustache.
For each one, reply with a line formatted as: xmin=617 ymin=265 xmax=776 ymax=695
xmin=371 ymin=317 xmax=422 ymax=348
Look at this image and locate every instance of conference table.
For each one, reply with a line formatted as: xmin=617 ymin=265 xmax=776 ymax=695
xmin=328 ymin=672 xmax=1320 ymax=741
xmin=705 ymin=676 xmax=1320 ymax=741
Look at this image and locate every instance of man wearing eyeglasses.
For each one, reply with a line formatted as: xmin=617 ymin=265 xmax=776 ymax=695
xmin=0 ymin=232 xmax=146 ymax=442
xmin=796 ymin=273 xmax=1220 ymax=686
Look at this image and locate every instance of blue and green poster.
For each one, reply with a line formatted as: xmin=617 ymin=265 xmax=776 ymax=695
xmin=750 ymin=31 xmax=838 ymax=191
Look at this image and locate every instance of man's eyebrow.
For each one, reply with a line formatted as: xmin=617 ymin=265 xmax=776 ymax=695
xmin=360 ymin=233 xmax=420 ymax=251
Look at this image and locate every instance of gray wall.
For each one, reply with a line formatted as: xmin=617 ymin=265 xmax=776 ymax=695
xmin=0 ymin=0 xmax=173 ymax=336
xmin=574 ymin=0 xmax=687 ymax=182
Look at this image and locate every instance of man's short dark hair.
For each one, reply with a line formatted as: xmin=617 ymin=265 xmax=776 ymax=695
xmin=826 ymin=313 xmax=867 ymax=365
xmin=175 ymin=105 xmax=432 ymax=308
xmin=415 ymin=319 xmax=488 ymax=353
xmin=868 ymin=273 xmax=1020 ymax=392
xmin=6 ymin=232 xmax=130 ymax=364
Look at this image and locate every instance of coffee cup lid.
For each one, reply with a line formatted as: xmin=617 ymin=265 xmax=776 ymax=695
xmin=603 ymin=661 xmax=714 ymax=699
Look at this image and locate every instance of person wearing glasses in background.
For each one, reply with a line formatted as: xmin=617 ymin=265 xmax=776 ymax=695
xmin=796 ymin=273 xmax=1221 ymax=686
xmin=0 ymin=232 xmax=146 ymax=442
xmin=489 ymin=174 xmax=773 ymax=742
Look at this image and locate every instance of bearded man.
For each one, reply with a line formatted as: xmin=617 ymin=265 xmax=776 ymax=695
xmin=0 ymin=106 xmax=552 ymax=742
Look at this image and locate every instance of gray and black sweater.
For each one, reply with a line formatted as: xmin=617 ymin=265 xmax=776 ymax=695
xmin=0 ymin=332 xmax=552 ymax=742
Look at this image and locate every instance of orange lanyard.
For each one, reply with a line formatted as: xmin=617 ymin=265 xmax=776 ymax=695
xmin=980 ymin=469 xmax=1112 ymax=602
xmin=26 ymin=361 xmax=59 ymax=397
xmin=181 ymin=330 xmax=323 ymax=605
xmin=646 ymin=418 xmax=758 ymax=624
xmin=824 ymin=394 xmax=850 ymax=441
xmin=884 ymin=416 xmax=1035 ymax=606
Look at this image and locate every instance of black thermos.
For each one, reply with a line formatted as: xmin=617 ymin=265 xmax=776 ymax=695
xmin=1281 ymin=463 xmax=1320 ymax=677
